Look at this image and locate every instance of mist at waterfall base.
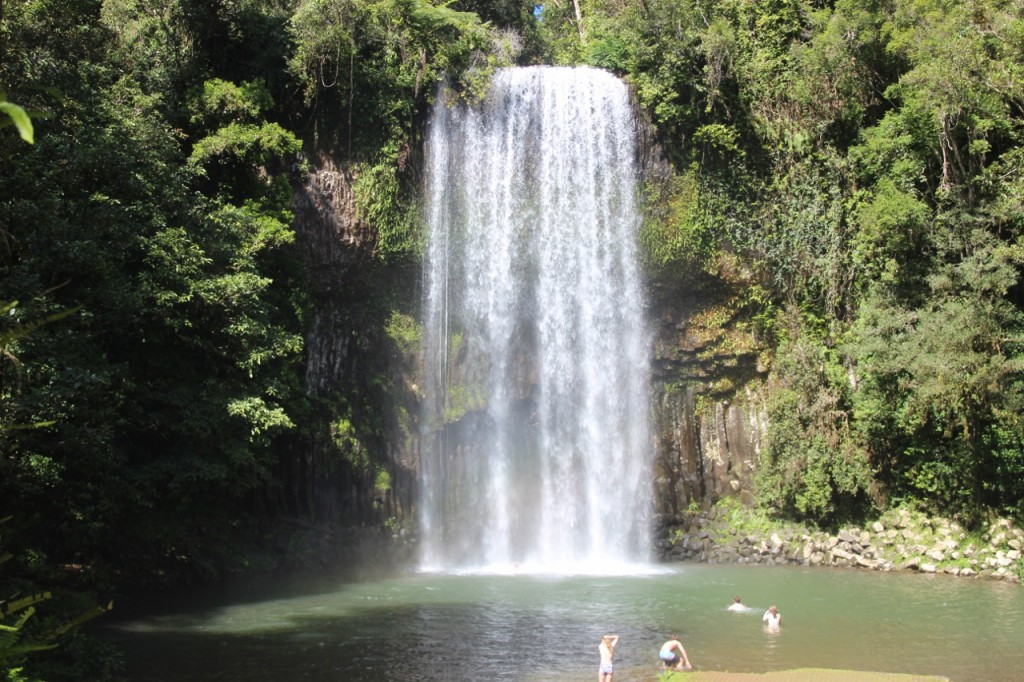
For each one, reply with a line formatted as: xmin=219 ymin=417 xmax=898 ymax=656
xmin=420 ymin=66 xmax=653 ymax=575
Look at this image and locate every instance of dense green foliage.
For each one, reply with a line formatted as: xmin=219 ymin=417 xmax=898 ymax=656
xmin=1 ymin=0 xmax=1023 ymax=676
xmin=1 ymin=2 xmax=311 ymax=677
xmin=576 ymin=0 xmax=1024 ymax=527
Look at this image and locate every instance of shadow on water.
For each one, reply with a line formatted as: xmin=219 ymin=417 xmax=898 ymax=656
xmin=97 ymin=565 xmax=1024 ymax=682
xmin=102 ymin=596 xmax=618 ymax=681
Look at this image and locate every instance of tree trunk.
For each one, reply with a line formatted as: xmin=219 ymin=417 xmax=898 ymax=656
xmin=572 ymin=0 xmax=586 ymax=43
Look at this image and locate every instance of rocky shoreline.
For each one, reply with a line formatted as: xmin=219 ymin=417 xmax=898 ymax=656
xmin=290 ymin=504 xmax=1022 ymax=586
xmin=656 ymin=503 xmax=1023 ymax=583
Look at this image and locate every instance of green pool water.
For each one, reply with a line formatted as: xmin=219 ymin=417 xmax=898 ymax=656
xmin=99 ymin=563 xmax=1023 ymax=681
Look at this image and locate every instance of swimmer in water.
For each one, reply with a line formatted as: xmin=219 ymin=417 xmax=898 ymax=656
xmin=727 ymin=595 xmax=748 ymax=612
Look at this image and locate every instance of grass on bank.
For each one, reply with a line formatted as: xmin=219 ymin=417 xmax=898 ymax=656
xmin=658 ymin=668 xmax=948 ymax=682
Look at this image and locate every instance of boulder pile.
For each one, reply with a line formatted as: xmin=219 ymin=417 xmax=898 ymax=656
xmin=657 ymin=505 xmax=1023 ymax=583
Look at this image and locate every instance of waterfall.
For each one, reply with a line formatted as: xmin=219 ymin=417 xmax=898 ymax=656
xmin=420 ymin=66 xmax=652 ymax=573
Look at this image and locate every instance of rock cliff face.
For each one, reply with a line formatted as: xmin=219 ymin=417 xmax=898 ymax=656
xmin=291 ymin=154 xmax=419 ymax=526
xmin=290 ymin=154 xmax=368 ymax=522
xmin=645 ymin=250 xmax=772 ymax=527
xmin=652 ymin=386 xmax=766 ymax=518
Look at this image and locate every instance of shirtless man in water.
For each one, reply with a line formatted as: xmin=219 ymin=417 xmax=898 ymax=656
xmin=598 ymin=634 xmax=619 ymax=682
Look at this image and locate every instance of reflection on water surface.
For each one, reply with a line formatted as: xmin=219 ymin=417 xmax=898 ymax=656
xmin=100 ymin=564 xmax=1024 ymax=682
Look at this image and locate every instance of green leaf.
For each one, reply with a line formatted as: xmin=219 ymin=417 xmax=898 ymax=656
xmin=0 ymin=101 xmax=34 ymax=143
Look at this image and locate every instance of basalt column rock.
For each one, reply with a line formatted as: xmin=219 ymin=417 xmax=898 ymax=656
xmin=653 ymin=386 xmax=765 ymax=520
xmin=290 ymin=154 xmax=416 ymax=526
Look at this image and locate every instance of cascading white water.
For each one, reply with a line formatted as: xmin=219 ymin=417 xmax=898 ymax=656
xmin=420 ymin=66 xmax=652 ymax=573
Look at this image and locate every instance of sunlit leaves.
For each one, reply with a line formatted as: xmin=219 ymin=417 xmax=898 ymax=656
xmin=353 ymin=142 xmax=420 ymax=261
xmin=851 ymin=179 xmax=930 ymax=290
xmin=602 ymin=0 xmax=1024 ymax=525
xmin=189 ymin=121 xmax=300 ymax=170
xmin=881 ymin=0 xmax=1024 ymax=195
xmin=639 ymin=169 xmax=713 ymax=270
xmin=0 ymin=97 xmax=34 ymax=143
xmin=189 ymin=79 xmax=273 ymax=126
xmin=757 ymin=314 xmax=874 ymax=524
xmin=227 ymin=396 xmax=295 ymax=438
xmin=187 ymin=78 xmax=301 ymax=192
xmin=848 ymin=233 xmax=1024 ymax=522
xmin=208 ymin=201 xmax=296 ymax=269
xmin=289 ymin=0 xmax=488 ymax=144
